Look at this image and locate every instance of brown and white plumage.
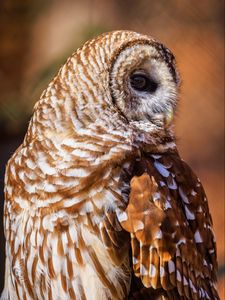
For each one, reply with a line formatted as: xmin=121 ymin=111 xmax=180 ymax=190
xmin=1 ymin=31 xmax=219 ymax=300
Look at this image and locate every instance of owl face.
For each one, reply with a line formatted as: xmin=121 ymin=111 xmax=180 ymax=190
xmin=110 ymin=41 xmax=180 ymax=129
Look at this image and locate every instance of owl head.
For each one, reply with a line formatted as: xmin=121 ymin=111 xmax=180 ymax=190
xmin=29 ymin=31 xmax=180 ymax=148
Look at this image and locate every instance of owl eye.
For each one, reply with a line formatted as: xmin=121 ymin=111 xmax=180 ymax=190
xmin=130 ymin=73 xmax=158 ymax=93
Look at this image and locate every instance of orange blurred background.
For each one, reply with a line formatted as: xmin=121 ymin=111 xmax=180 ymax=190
xmin=0 ymin=0 xmax=224 ymax=297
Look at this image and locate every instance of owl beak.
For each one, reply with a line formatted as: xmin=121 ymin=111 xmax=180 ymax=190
xmin=164 ymin=109 xmax=174 ymax=128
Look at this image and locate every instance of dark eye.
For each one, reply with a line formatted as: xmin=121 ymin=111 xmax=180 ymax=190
xmin=130 ymin=73 xmax=158 ymax=93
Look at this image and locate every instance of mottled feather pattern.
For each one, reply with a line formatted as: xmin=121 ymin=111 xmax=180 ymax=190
xmin=119 ymin=153 xmax=218 ymax=300
xmin=1 ymin=30 xmax=219 ymax=300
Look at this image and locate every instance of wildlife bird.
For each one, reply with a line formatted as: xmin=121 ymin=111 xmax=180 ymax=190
xmin=1 ymin=31 xmax=219 ymax=300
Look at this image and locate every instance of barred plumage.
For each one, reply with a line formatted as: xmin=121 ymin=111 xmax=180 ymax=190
xmin=1 ymin=31 xmax=219 ymax=300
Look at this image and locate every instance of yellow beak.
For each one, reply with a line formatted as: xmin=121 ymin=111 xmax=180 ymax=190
xmin=164 ymin=109 xmax=174 ymax=128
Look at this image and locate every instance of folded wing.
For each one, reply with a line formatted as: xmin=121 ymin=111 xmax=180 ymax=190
xmin=119 ymin=153 xmax=219 ymax=300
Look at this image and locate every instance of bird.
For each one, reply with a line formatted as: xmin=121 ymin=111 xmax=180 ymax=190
xmin=1 ymin=30 xmax=219 ymax=300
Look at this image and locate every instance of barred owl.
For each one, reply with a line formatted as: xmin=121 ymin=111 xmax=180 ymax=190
xmin=1 ymin=31 xmax=219 ymax=300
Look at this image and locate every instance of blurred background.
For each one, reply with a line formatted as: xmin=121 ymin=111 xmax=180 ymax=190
xmin=0 ymin=0 xmax=224 ymax=297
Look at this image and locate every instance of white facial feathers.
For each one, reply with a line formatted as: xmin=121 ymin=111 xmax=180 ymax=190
xmin=109 ymin=41 xmax=179 ymax=128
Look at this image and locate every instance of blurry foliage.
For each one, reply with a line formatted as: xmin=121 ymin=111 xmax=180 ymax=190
xmin=0 ymin=0 xmax=52 ymax=136
xmin=114 ymin=0 xmax=224 ymax=32
xmin=0 ymin=95 xmax=29 ymax=136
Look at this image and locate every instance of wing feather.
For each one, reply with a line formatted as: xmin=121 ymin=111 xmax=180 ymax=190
xmin=119 ymin=152 xmax=219 ymax=299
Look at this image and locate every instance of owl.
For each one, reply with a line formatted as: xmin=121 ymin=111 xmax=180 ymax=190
xmin=1 ymin=31 xmax=219 ymax=300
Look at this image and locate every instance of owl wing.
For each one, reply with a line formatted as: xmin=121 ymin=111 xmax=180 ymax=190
xmin=118 ymin=152 xmax=219 ymax=300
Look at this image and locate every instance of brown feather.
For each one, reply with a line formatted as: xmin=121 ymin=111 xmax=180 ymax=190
xmin=122 ymin=152 xmax=219 ymax=299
